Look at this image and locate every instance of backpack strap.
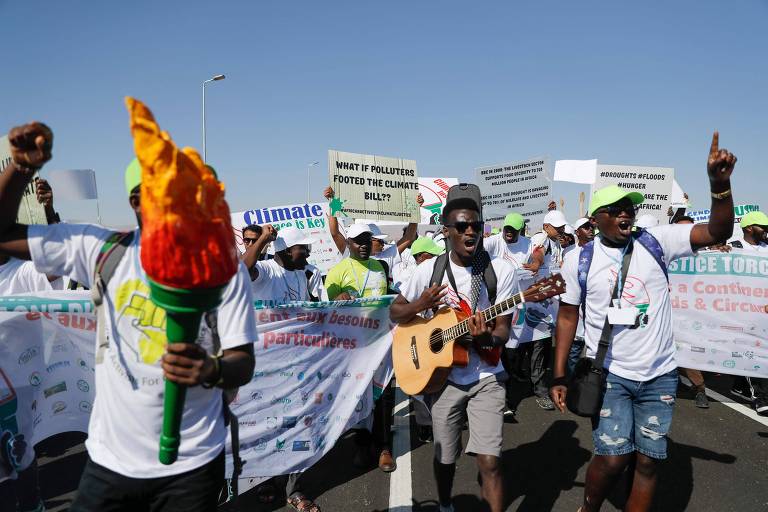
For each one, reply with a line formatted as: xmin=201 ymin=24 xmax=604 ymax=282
xmin=578 ymin=240 xmax=595 ymax=319
xmin=91 ymin=231 xmax=134 ymax=364
xmin=429 ymin=252 xmax=450 ymax=288
xmin=634 ymin=229 xmax=667 ymax=282
xmin=481 ymin=252 xmax=497 ymax=305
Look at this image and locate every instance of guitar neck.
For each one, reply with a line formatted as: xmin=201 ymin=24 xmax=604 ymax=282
xmin=442 ymin=293 xmax=524 ymax=343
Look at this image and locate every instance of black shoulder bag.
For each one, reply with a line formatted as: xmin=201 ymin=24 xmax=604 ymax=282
xmin=566 ymin=242 xmax=633 ymax=417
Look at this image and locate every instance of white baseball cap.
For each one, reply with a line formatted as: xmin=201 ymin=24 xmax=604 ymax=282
xmin=543 ymin=210 xmax=567 ymax=228
xmin=273 ymin=226 xmax=315 ymax=252
xmin=368 ymin=224 xmax=389 ymax=241
xmin=346 ymin=223 xmax=373 ymax=240
xmin=635 ymin=214 xmax=659 ymax=229
xmin=564 ymin=224 xmax=575 ymax=235
xmin=574 ymin=217 xmax=591 ymax=230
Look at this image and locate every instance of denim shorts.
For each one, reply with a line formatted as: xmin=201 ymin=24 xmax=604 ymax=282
xmin=591 ymin=369 xmax=678 ymax=459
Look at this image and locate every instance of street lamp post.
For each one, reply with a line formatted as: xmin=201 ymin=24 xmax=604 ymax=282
xmin=202 ymin=74 xmax=226 ymax=163
xmin=307 ymin=161 xmax=319 ymax=203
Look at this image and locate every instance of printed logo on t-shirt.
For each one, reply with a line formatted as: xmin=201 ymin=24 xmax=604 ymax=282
xmin=442 ymin=287 xmax=470 ymax=310
xmin=114 ymin=279 xmax=167 ymax=364
xmin=609 ymin=270 xmax=651 ymax=329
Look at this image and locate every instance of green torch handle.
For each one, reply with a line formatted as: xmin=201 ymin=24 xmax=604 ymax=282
xmin=158 ymin=311 xmax=203 ymax=465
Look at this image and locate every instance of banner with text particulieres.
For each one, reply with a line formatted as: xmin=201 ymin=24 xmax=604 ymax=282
xmin=231 ymin=202 xmax=343 ymax=274
xmin=327 ymin=150 xmax=421 ymax=223
xmin=0 ymin=292 xmax=393 ymax=486
xmin=670 ymin=250 xmax=768 ymax=378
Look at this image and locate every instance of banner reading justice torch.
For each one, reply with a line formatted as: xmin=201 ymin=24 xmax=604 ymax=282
xmin=127 ymin=97 xmax=239 ymax=465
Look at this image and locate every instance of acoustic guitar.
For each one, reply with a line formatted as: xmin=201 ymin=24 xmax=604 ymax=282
xmin=392 ymin=273 xmax=566 ymax=396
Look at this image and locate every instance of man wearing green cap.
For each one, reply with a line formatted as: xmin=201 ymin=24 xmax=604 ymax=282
xmin=551 ymin=133 xmax=737 ymax=512
xmin=0 ymin=125 xmax=257 ymax=511
xmin=728 ymin=210 xmax=768 ymax=416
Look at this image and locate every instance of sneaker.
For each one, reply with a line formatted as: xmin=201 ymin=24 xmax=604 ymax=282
xmin=535 ymin=397 xmax=555 ymax=410
xmin=755 ymin=400 xmax=768 ymax=417
xmin=439 ymin=503 xmax=455 ymax=512
xmin=730 ymin=386 xmax=755 ymax=402
xmin=694 ymin=391 xmax=710 ymax=409
xmin=503 ymin=406 xmax=516 ymax=417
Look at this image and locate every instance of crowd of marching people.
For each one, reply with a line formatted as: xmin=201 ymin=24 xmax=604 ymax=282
xmin=0 ymin=119 xmax=757 ymax=512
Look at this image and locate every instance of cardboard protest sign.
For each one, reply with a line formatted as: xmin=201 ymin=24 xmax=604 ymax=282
xmin=475 ymin=158 xmax=551 ymax=230
xmin=418 ymin=177 xmax=459 ymax=224
xmin=231 ymin=202 xmax=342 ymax=274
xmin=0 ymin=136 xmax=47 ymax=225
xmin=593 ymin=165 xmax=674 ymax=224
xmin=327 ymin=150 xmax=420 ymax=223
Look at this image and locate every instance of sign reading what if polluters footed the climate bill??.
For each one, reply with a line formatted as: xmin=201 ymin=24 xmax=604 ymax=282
xmin=327 ymin=150 xmax=420 ymax=223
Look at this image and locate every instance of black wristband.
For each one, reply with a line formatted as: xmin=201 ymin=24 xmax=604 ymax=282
xmin=551 ymin=376 xmax=568 ymax=387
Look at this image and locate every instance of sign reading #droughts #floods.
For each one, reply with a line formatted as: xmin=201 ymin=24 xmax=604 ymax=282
xmin=592 ymin=165 xmax=674 ymax=225
xmin=327 ymin=150 xmax=420 ymax=223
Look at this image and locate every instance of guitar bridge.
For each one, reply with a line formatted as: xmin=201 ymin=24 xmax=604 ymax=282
xmin=410 ymin=336 xmax=420 ymax=369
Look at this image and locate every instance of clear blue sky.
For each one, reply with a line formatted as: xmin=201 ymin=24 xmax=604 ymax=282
xmin=1 ymin=1 xmax=766 ymax=227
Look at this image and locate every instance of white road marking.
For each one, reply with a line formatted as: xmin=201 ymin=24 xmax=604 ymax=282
xmin=681 ymin=375 xmax=768 ymax=427
xmin=388 ymin=385 xmax=413 ymax=511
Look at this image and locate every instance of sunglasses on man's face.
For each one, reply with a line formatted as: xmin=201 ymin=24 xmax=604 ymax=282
xmin=444 ymin=221 xmax=484 ymax=233
xmin=596 ymin=204 xmax=640 ymax=217
xmin=243 ymin=237 xmax=259 ymax=245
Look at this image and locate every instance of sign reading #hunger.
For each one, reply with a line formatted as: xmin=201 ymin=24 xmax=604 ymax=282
xmin=327 ymin=150 xmax=420 ymax=223
xmin=593 ymin=165 xmax=674 ymax=225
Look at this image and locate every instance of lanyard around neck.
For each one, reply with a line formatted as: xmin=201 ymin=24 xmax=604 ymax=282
xmin=348 ymin=259 xmax=371 ymax=296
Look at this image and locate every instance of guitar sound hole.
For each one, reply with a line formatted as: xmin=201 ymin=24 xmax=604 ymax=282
xmin=429 ymin=329 xmax=443 ymax=354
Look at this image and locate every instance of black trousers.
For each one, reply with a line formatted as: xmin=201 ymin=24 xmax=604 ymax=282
xmin=70 ymin=451 xmax=224 ymax=512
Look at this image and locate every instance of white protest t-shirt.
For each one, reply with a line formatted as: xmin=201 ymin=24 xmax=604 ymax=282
xmin=740 ymin=241 xmax=768 ymax=252
xmin=400 ymin=254 xmax=518 ymax=385
xmin=251 ymin=259 xmax=316 ymax=302
xmin=483 ymin=233 xmax=534 ymax=269
xmin=0 ymin=257 xmax=62 ymax=294
xmin=27 ymin=223 xmax=257 ymax=478
xmin=392 ymin=248 xmax=415 ymax=292
xmin=560 ymin=224 xmax=694 ymax=381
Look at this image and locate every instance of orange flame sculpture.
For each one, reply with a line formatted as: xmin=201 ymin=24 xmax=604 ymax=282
xmin=125 ymin=97 xmax=239 ymax=465
xmin=126 ymin=96 xmax=237 ymax=288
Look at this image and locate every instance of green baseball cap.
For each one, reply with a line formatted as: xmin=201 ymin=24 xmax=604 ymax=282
xmin=740 ymin=211 xmax=768 ymax=228
xmin=491 ymin=227 xmax=500 ymax=235
xmin=125 ymin=158 xmax=142 ymax=196
xmin=589 ymin=185 xmax=644 ymax=216
xmin=411 ymin=236 xmax=444 ymax=256
xmin=503 ymin=212 xmax=525 ymax=231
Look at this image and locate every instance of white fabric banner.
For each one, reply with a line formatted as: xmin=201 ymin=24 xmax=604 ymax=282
xmin=0 ymin=293 xmax=393 ymax=485
xmin=670 ymin=250 xmax=768 ymax=378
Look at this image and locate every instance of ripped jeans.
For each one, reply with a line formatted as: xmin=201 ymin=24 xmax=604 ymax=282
xmin=591 ymin=369 xmax=677 ymax=460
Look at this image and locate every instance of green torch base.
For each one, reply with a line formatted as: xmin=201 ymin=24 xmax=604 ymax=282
xmin=148 ymin=279 xmax=226 ymax=465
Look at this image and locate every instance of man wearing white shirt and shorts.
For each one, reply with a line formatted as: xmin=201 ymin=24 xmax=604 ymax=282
xmin=391 ymin=191 xmax=518 ymax=512
xmin=551 ymin=132 xmax=737 ymax=512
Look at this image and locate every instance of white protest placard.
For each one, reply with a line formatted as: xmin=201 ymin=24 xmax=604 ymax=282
xmin=593 ymin=165 xmax=674 ymax=224
xmin=0 ymin=136 xmax=47 ymax=225
xmin=553 ymin=159 xmax=597 ymax=185
xmin=327 ymin=150 xmax=420 ymax=223
xmin=475 ymin=157 xmax=551 ymax=230
xmin=670 ymin=250 xmax=768 ymax=378
xmin=48 ymin=169 xmax=98 ymax=200
xmin=231 ymin=202 xmax=342 ymax=274
xmin=418 ymin=177 xmax=459 ymax=224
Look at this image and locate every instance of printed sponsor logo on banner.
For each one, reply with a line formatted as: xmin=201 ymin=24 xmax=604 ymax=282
xmin=303 ymin=416 xmax=313 ymax=427
xmin=280 ymin=370 xmax=294 ymax=378
xmin=271 ymin=396 xmax=291 ymax=407
xmin=723 ymin=360 xmax=736 ymax=369
xmin=327 ymin=393 xmax=334 ymax=402
xmin=301 ymin=390 xmax=311 ymax=404
xmin=52 ymin=401 xmax=67 ymax=414
xmin=732 ymin=352 xmax=743 ymax=358
xmin=292 ymin=440 xmax=311 ymax=452
xmin=314 ymin=393 xmax=323 ymax=404
xmin=43 ymin=381 xmax=67 ymax=398
xmin=318 ymin=415 xmax=328 ymax=425
xmin=77 ymin=380 xmax=90 ymax=392
xmin=720 ymin=325 xmax=743 ymax=332
xmin=282 ymin=416 xmax=298 ymax=429
xmin=691 ymin=347 xmax=705 ymax=353
xmin=79 ymin=401 xmax=91 ymax=413
xmin=733 ymin=338 xmax=758 ymax=346
xmin=266 ymin=416 xmax=278 ymax=429
xmin=46 ymin=361 xmax=71 ymax=373
xmin=52 ymin=344 xmax=68 ymax=353
xmin=250 ymin=391 xmax=263 ymax=401
xmin=76 ymin=358 xmax=90 ymax=371
xmin=18 ymin=348 xmax=39 ymax=365
xmin=297 ymin=371 xmax=306 ymax=381
xmin=275 ymin=438 xmax=286 ymax=452
xmin=28 ymin=372 xmax=41 ymax=386
xmin=312 ymin=435 xmax=326 ymax=451
xmin=355 ymin=400 xmax=365 ymax=412
xmin=745 ymin=351 xmax=755 ymax=359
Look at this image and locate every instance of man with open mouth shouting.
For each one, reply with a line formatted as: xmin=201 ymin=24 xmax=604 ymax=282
xmin=551 ymin=132 xmax=737 ymax=512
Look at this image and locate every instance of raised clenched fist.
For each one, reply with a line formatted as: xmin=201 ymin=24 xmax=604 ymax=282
xmin=8 ymin=122 xmax=53 ymax=171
